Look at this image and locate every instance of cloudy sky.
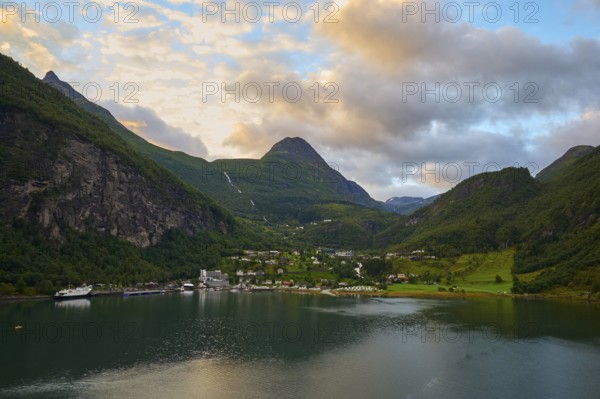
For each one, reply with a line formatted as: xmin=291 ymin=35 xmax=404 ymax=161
xmin=2 ymin=0 xmax=600 ymax=199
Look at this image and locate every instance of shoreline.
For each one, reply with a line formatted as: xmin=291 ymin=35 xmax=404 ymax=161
xmin=0 ymin=295 xmax=53 ymax=302
xmin=332 ymin=289 xmax=599 ymax=303
xmin=334 ymin=290 xmax=506 ymax=299
xmin=0 ymin=289 xmax=167 ymax=303
xmin=1 ymin=288 xmax=597 ymax=304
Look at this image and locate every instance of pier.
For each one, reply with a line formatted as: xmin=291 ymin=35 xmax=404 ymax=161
xmin=123 ymin=290 xmax=166 ymax=297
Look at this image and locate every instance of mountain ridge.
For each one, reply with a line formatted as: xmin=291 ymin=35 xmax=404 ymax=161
xmin=41 ymin=71 xmax=396 ymax=220
xmin=28 ymin=63 xmax=600 ymax=294
xmin=536 ymin=145 xmax=595 ymax=182
xmin=1 ymin=54 xmax=233 ymax=247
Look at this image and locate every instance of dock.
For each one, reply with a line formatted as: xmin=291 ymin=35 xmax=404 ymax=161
xmin=251 ymin=286 xmax=274 ymax=292
xmin=123 ymin=290 xmax=166 ymax=297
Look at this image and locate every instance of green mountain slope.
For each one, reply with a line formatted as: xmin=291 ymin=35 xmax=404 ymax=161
xmin=294 ymin=202 xmax=397 ymax=249
xmin=375 ymin=168 xmax=540 ymax=254
xmin=42 ymin=72 xmax=390 ymax=222
xmin=535 ymin=145 xmax=594 ymax=182
xmin=209 ymin=137 xmax=386 ymax=222
xmin=42 ymin=71 xmax=216 ymax=199
xmin=1 ymin=55 xmax=233 ymax=243
xmin=374 ymin=151 xmax=600 ymax=294
xmin=0 ymin=53 xmax=252 ymax=291
xmin=513 ymin=146 xmax=600 ymax=293
xmin=5 ymin=59 xmax=597 ymax=295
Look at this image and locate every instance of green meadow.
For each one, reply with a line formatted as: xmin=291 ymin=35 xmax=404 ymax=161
xmin=388 ymin=250 xmax=515 ymax=294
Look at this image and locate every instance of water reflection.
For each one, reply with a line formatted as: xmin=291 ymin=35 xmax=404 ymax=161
xmin=54 ymin=299 xmax=91 ymax=310
xmin=2 ymin=294 xmax=600 ymax=399
xmin=419 ymin=298 xmax=600 ymax=342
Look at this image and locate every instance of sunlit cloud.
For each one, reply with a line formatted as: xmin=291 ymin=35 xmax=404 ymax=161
xmin=2 ymin=0 xmax=600 ymax=200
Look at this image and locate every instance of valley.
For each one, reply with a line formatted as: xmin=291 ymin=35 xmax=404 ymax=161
xmin=1 ymin=53 xmax=599 ymax=300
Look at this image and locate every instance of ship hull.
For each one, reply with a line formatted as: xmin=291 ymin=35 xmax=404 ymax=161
xmin=53 ymin=292 xmax=92 ymax=300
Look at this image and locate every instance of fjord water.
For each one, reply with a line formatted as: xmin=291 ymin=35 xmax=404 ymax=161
xmin=2 ymin=293 xmax=600 ymax=399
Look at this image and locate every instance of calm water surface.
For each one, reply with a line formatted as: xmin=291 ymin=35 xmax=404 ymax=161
xmin=1 ymin=292 xmax=600 ymax=398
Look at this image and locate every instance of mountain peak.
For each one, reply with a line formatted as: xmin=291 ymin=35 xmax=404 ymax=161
xmin=43 ymin=70 xmax=60 ymax=83
xmin=270 ymin=137 xmax=315 ymax=152
xmin=262 ymin=137 xmax=326 ymax=164
xmin=536 ymin=145 xmax=595 ymax=182
xmin=42 ymin=69 xmax=87 ymax=102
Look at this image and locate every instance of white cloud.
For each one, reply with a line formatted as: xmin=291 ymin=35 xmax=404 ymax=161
xmin=2 ymin=0 xmax=600 ymax=201
xmin=104 ymin=102 xmax=209 ymax=158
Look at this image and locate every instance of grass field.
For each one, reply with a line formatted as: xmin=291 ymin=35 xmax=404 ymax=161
xmin=386 ymin=283 xmax=442 ymax=293
xmin=391 ymin=259 xmax=453 ymax=276
xmin=387 ymin=282 xmax=512 ymax=295
xmin=455 ymin=250 xmax=514 ymax=293
xmin=388 ymin=250 xmax=515 ymax=295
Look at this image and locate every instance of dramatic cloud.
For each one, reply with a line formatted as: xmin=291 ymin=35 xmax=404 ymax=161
xmin=2 ymin=0 xmax=600 ymax=200
xmin=106 ymin=103 xmax=209 ymax=158
xmin=221 ymin=0 xmax=600 ymax=198
xmin=0 ymin=10 xmax=83 ymax=74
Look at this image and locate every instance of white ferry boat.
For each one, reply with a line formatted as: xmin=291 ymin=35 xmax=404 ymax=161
xmin=182 ymin=282 xmax=195 ymax=291
xmin=53 ymin=285 xmax=93 ymax=300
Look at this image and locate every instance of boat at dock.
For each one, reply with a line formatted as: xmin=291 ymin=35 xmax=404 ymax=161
xmin=182 ymin=283 xmax=195 ymax=291
xmin=54 ymin=285 xmax=93 ymax=300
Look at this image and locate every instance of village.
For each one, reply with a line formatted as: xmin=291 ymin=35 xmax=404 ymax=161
xmin=200 ymin=247 xmax=443 ymax=292
xmin=182 ymin=246 xmax=515 ymax=297
xmin=83 ymin=247 xmax=511 ymax=298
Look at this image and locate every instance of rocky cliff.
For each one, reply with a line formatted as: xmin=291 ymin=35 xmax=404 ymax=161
xmin=0 ymin=54 xmax=232 ymax=247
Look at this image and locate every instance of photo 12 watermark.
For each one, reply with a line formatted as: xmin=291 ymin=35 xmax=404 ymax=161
xmin=201 ymin=81 xmax=339 ymax=104
xmin=400 ymin=161 xmax=540 ymax=184
xmin=0 ymin=1 xmax=139 ymax=24
xmin=199 ymin=1 xmax=340 ymax=24
xmin=64 ymin=81 xmax=140 ymax=104
xmin=400 ymin=81 xmax=539 ymax=104
xmin=399 ymin=1 xmax=540 ymax=24
xmin=0 ymin=80 xmax=140 ymax=104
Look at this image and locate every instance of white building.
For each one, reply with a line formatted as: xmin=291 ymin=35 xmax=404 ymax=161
xmin=200 ymin=269 xmax=229 ymax=287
